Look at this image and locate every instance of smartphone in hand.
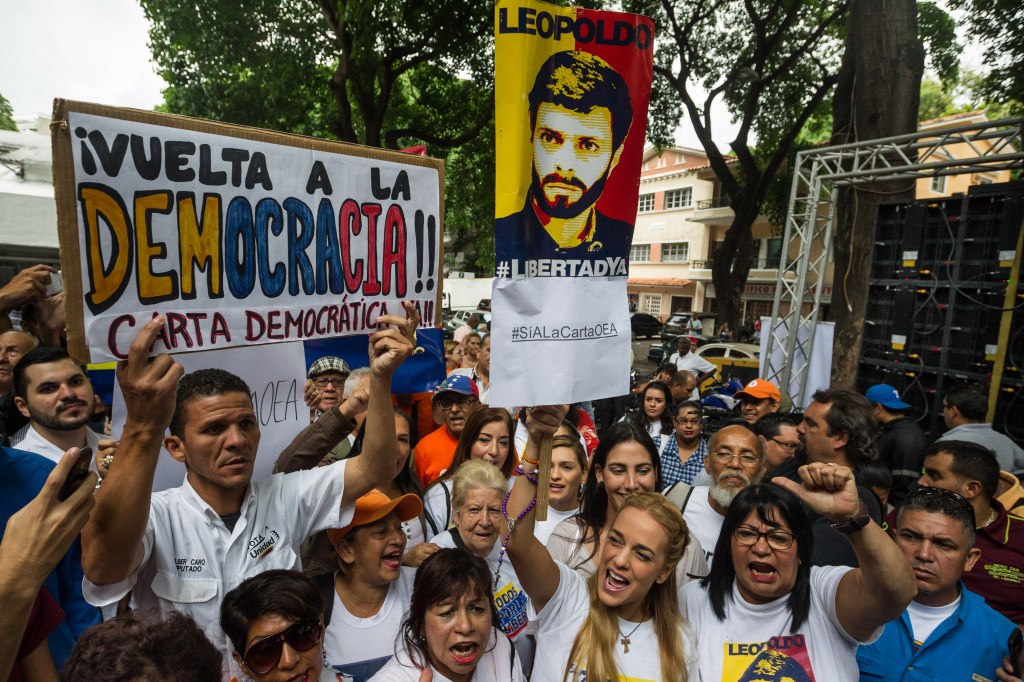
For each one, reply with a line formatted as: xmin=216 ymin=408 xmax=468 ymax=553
xmin=56 ymin=448 xmax=93 ymax=502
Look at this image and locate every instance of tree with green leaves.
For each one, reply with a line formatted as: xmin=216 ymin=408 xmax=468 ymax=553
xmin=626 ymin=0 xmax=849 ymax=333
xmin=0 ymin=93 xmax=16 ymax=132
xmin=948 ymin=0 xmax=1024 ymax=108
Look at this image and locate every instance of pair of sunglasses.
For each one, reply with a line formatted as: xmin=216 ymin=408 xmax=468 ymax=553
xmin=243 ymin=619 xmax=322 ymax=674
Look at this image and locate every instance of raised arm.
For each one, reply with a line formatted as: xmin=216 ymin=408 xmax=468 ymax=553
xmin=502 ymin=405 xmax=566 ymax=613
xmin=274 ymin=388 xmax=366 ymax=473
xmin=773 ymin=463 xmax=916 ymax=641
xmin=341 ymin=302 xmax=417 ymax=508
xmin=81 ymin=318 xmax=183 ymax=585
xmin=0 ymin=448 xmax=96 ymax=680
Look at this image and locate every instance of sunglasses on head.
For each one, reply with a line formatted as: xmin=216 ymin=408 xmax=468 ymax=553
xmin=242 ymin=618 xmax=321 ymax=675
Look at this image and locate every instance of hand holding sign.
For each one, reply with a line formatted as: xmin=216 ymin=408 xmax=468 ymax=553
xmin=116 ymin=316 xmax=185 ymax=434
xmin=368 ymin=301 xmax=420 ymax=379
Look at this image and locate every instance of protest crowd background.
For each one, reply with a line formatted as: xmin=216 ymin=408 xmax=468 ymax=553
xmin=3 ymin=0 xmax=1024 ymax=681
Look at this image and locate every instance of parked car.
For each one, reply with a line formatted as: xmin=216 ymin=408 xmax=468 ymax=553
xmin=444 ymin=308 xmax=492 ymax=334
xmin=660 ymin=312 xmax=718 ymax=343
xmin=630 ymin=312 xmax=663 ymax=339
xmin=695 ymin=342 xmax=761 ymax=360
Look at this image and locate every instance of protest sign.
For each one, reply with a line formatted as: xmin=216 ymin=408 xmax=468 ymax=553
xmin=110 ymin=342 xmax=308 ymax=492
xmin=51 ymin=100 xmax=445 ymax=363
xmin=488 ymin=0 xmax=654 ymax=407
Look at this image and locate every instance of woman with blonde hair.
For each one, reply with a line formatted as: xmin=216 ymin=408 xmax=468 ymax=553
xmin=503 ymin=406 xmax=696 ymax=681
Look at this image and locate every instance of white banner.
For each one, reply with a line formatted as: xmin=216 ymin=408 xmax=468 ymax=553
xmin=61 ymin=109 xmax=441 ymax=362
xmin=760 ymin=317 xmax=835 ymax=410
xmin=111 ymin=342 xmax=309 ymax=491
xmin=488 ymin=277 xmax=630 ymax=407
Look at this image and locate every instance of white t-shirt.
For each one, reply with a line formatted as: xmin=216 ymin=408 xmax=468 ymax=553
xmin=906 ymin=597 xmax=960 ymax=646
xmin=368 ymin=627 xmax=523 ymax=682
xmin=530 ymin=561 xmax=697 ymax=682
xmin=682 ymin=565 xmax=876 ymax=682
xmin=534 ymin=506 xmax=579 ymax=546
xmin=668 ymin=351 xmax=716 ymax=377
xmin=682 ymin=487 xmax=725 ymax=567
xmin=323 ymin=567 xmax=416 ymax=680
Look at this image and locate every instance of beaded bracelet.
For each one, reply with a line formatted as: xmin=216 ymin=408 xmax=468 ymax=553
xmin=495 ymin=488 xmax=537 ymax=586
xmin=514 ymin=464 xmax=539 ymax=484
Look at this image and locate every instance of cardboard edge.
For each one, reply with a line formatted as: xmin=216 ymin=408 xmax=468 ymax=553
xmin=435 ymin=161 xmax=446 ymax=327
xmin=51 ymin=98 xmax=91 ymax=364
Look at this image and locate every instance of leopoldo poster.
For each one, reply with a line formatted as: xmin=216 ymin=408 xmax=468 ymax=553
xmin=489 ymin=0 xmax=654 ymax=406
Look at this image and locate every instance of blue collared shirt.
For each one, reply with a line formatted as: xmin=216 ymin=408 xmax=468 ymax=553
xmin=857 ymin=584 xmax=1015 ymax=681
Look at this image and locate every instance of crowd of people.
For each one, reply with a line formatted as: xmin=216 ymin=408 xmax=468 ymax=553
xmin=1 ymin=262 xmax=1023 ymax=682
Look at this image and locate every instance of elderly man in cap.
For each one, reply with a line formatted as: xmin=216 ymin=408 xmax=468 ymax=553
xmin=735 ymin=377 xmax=781 ymax=426
xmin=866 ymin=383 xmax=927 ymax=506
xmin=305 ymin=356 xmax=351 ymax=420
xmin=413 ymin=374 xmax=480 ymax=488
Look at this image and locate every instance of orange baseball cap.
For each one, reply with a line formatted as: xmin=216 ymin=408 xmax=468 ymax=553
xmin=735 ymin=378 xmax=781 ymax=402
xmin=327 ymin=489 xmax=423 ymax=549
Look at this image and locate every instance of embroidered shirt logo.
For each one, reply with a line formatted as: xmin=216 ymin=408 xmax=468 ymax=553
xmin=248 ymin=526 xmax=280 ymax=560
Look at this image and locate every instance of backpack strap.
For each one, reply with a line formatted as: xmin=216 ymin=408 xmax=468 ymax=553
xmin=664 ymin=481 xmax=695 ymax=511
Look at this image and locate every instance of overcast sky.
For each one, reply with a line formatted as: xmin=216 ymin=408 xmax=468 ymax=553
xmin=1 ymin=0 xmax=165 ymax=117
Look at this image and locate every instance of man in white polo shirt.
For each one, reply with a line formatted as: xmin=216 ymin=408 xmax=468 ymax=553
xmin=80 ymin=305 xmax=418 ymax=679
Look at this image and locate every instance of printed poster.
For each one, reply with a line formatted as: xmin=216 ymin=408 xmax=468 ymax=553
xmin=51 ymin=101 xmax=444 ymax=363
xmin=489 ymin=0 xmax=654 ymax=407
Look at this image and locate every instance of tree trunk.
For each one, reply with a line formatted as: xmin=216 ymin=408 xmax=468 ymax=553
xmin=711 ymin=204 xmax=757 ymax=335
xmin=830 ymin=0 xmax=924 ymax=387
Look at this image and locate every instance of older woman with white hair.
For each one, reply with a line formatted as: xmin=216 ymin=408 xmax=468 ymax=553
xmin=431 ymin=459 xmax=534 ymax=673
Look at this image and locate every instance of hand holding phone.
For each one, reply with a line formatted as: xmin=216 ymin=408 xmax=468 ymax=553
xmin=56 ymin=447 xmax=93 ymax=501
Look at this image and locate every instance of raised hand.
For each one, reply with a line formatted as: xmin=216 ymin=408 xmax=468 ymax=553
xmin=0 ymin=264 xmax=55 ymax=314
xmin=772 ymin=462 xmax=860 ymax=523
xmin=94 ymin=438 xmax=118 ymax=477
xmin=115 ymin=316 xmax=184 ymax=432
xmin=367 ymin=301 xmax=419 ymax=378
xmin=524 ymin=405 xmax=566 ymax=443
xmin=0 ymin=448 xmax=96 ymax=583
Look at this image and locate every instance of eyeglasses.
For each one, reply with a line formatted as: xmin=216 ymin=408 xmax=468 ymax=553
xmin=734 ymin=526 xmax=795 ymax=551
xmin=242 ymin=619 xmax=321 ymax=675
xmin=674 ymin=417 xmax=701 ymax=426
xmin=313 ymin=377 xmax=345 ymax=388
xmin=769 ymin=437 xmax=800 ymax=451
xmin=437 ymin=396 xmax=479 ymax=411
xmin=711 ymin=451 xmax=759 ymax=466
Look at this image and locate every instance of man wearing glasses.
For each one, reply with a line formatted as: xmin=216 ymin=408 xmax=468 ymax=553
xmin=754 ymin=412 xmax=803 ymax=475
xmin=679 ymin=422 xmax=765 ymax=566
xmin=413 ymin=374 xmax=480 ymax=488
xmin=305 ymin=356 xmax=350 ymax=420
xmin=856 ymin=486 xmax=1017 ymax=681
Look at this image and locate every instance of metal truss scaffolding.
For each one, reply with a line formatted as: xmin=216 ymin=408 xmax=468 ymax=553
xmin=764 ymin=116 xmax=1024 ymax=405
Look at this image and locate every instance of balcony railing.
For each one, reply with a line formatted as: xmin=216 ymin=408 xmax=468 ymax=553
xmin=696 ymin=197 xmax=732 ymax=210
xmin=689 ymin=257 xmax=782 ymax=270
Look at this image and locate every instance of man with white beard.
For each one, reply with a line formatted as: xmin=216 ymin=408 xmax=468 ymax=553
xmin=679 ymin=423 xmax=765 ymax=566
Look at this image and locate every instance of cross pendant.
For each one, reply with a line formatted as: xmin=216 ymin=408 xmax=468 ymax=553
xmin=620 ymin=636 xmax=630 ymax=653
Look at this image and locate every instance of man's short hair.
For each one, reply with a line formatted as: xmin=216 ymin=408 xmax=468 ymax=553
xmin=170 ymin=368 xmax=251 ymax=437
xmin=753 ymin=412 xmax=802 ymax=440
xmin=810 ymin=388 xmax=878 ymax=466
xmin=63 ymin=611 xmax=221 ymax=682
xmin=897 ymin=486 xmax=977 ymax=546
xmin=943 ymin=384 xmax=988 ymax=422
xmin=12 ymin=345 xmax=79 ymax=399
xmin=343 ymin=367 xmax=372 ymax=400
xmin=925 ymin=439 xmax=1000 ymax=500
xmin=528 ymin=50 xmax=633 ymax=150
xmin=671 ymin=370 xmax=696 ymax=386
xmin=656 ymin=362 xmax=677 ymax=376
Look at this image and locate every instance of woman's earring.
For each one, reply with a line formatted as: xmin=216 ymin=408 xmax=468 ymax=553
xmin=322 ymin=648 xmax=329 ymax=669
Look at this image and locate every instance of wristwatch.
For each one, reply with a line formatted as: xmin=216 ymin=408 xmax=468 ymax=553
xmin=830 ymin=500 xmax=870 ymax=535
